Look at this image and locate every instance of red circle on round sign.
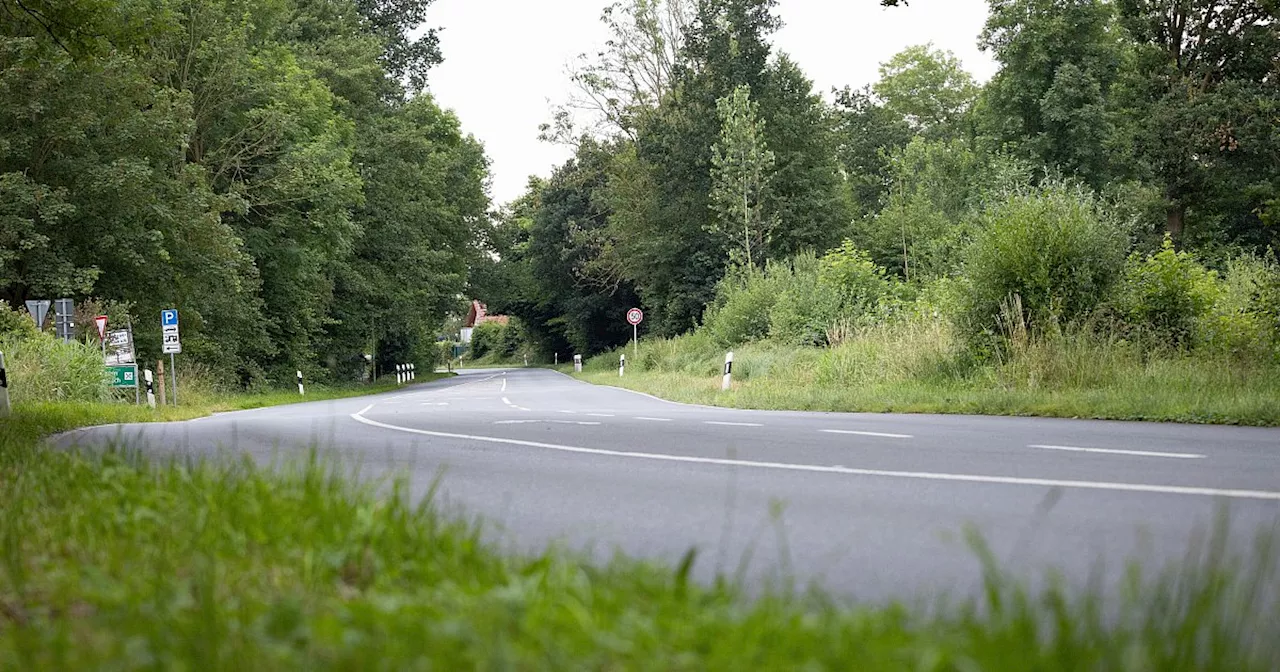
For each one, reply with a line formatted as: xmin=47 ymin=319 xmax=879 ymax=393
xmin=627 ymin=308 xmax=644 ymax=325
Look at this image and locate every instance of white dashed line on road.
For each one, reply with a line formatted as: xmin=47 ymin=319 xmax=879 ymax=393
xmin=586 ymin=413 xmax=615 ymax=418
xmin=705 ymin=421 xmax=764 ymax=427
xmin=501 ymin=378 xmax=507 ymax=392
xmin=495 ymin=420 xmax=601 ymax=426
xmin=821 ymin=429 xmax=913 ymax=439
xmin=635 ymin=417 xmax=672 ymax=422
xmin=1029 ymin=444 xmax=1206 ymax=459
xmin=501 ymin=397 xmax=531 ymax=412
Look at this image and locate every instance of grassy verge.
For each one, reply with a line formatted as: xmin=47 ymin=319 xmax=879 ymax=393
xmin=573 ymin=329 xmax=1280 ymax=426
xmin=2 ymin=423 xmax=1278 ymax=669
xmin=0 ymin=374 xmax=450 ymax=450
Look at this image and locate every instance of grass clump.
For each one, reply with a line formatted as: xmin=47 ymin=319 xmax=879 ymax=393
xmin=1 ymin=420 xmax=1278 ymax=669
xmin=0 ymin=331 xmax=111 ymax=403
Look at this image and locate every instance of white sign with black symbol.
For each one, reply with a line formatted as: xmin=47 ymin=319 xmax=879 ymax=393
xmin=161 ymin=309 xmax=181 ymax=354
xmin=105 ymin=329 xmax=135 ymax=365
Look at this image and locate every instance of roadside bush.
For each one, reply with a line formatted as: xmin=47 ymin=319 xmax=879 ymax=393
xmin=1196 ymin=254 xmax=1280 ymax=359
xmin=768 ymin=253 xmax=842 ymax=346
xmin=962 ymin=182 xmax=1127 ymax=343
xmin=468 ymin=322 xmax=504 ymax=359
xmin=466 ymin=320 xmax=525 ymax=361
xmin=703 ymin=247 xmax=900 ymax=349
xmin=498 ymin=318 xmax=525 ymax=358
xmin=0 ymin=330 xmax=110 ymax=403
xmin=0 ymin=301 xmax=39 ymax=338
xmin=1116 ymin=236 xmax=1219 ymax=348
xmin=701 ymin=264 xmax=785 ymax=348
xmin=820 ymin=240 xmax=898 ymax=314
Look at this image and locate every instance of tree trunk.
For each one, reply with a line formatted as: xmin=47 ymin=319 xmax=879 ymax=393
xmin=1166 ymin=202 xmax=1186 ymax=238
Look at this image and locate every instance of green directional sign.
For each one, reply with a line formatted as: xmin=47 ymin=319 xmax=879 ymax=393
xmin=108 ymin=364 xmax=138 ymax=388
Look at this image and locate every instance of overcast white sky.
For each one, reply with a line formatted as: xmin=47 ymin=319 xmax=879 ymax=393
xmin=423 ymin=0 xmax=997 ymax=206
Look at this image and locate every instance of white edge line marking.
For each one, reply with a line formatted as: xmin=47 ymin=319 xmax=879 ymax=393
xmin=821 ymin=429 xmax=913 ymax=439
xmin=1030 ymin=444 xmax=1206 ymax=459
xmin=496 ymin=420 xmax=602 ymax=426
xmin=348 ymin=410 xmax=1280 ymax=502
xmin=705 ymin=421 xmax=764 ymax=427
xmin=636 ymin=417 xmax=672 ymax=422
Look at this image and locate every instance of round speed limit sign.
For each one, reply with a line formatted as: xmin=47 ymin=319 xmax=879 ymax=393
xmin=626 ymin=308 xmax=644 ymax=326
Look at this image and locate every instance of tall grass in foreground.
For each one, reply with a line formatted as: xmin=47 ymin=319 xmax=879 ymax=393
xmin=1 ymin=438 xmax=1278 ymax=670
xmin=583 ymin=313 xmax=1280 ymax=425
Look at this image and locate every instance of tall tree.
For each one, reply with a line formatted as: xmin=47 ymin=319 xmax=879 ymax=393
xmin=873 ymin=44 xmax=979 ymax=137
xmin=709 ymin=85 xmax=777 ymax=267
xmin=980 ymin=0 xmax=1130 ymax=189
xmin=546 ymin=0 xmax=692 ymax=141
xmin=487 ymin=142 xmax=641 ymax=356
xmin=1115 ymin=0 xmax=1280 ymax=244
xmin=1 ymin=0 xmax=490 ymax=386
xmin=600 ymin=0 xmax=849 ymax=333
xmin=326 ymin=97 xmax=489 ymax=375
xmin=830 ymin=85 xmax=914 ymax=217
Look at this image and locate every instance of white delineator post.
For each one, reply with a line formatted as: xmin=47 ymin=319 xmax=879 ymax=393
xmin=619 ymin=353 xmax=626 ymax=377
xmin=410 ymin=364 xmax=416 ymax=381
xmin=396 ymin=364 xmax=403 ymax=384
xmin=722 ymin=351 xmax=734 ymax=391
xmin=297 ymin=370 xmax=305 ymax=396
xmin=574 ymin=354 xmax=582 ymax=372
xmin=144 ymin=369 xmax=156 ymax=409
xmin=0 ymin=351 xmax=10 ymax=417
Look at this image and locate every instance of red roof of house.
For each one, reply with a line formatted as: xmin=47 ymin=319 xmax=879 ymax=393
xmin=464 ymin=300 xmax=509 ymax=328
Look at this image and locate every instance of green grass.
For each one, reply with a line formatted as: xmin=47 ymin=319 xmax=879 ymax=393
xmin=574 ymin=324 xmax=1280 ymax=426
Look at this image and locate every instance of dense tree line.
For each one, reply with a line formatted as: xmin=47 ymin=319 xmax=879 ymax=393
xmin=474 ymin=0 xmax=1278 ymax=359
xmin=1 ymin=0 xmax=489 ymax=385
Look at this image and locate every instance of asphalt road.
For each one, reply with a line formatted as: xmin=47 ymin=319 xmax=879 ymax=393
xmin=55 ymin=368 xmax=1280 ymax=601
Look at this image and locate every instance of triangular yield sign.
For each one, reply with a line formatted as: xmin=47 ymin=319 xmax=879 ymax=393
xmin=94 ymin=315 xmax=108 ymax=339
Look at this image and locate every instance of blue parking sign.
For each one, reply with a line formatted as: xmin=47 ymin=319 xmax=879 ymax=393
xmin=162 ymin=309 xmax=178 ymax=326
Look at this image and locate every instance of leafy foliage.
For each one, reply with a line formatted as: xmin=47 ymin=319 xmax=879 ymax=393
xmin=873 ymin=44 xmax=978 ymax=137
xmin=1117 ymin=236 xmax=1221 ymax=347
xmin=709 ymin=85 xmax=777 ymax=268
xmin=962 ymin=183 xmax=1128 ymax=340
xmin=0 ymin=0 xmax=488 ymax=387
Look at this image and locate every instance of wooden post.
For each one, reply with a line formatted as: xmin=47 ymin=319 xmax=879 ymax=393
xmin=157 ymin=359 xmax=167 ymax=406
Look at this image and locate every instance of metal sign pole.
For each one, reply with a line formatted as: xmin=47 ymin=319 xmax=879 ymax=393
xmin=170 ymin=352 xmax=177 ymax=406
xmin=127 ymin=317 xmax=139 ymax=405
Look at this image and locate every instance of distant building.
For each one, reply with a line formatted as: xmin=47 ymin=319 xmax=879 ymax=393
xmin=459 ymin=300 xmax=509 ymax=343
